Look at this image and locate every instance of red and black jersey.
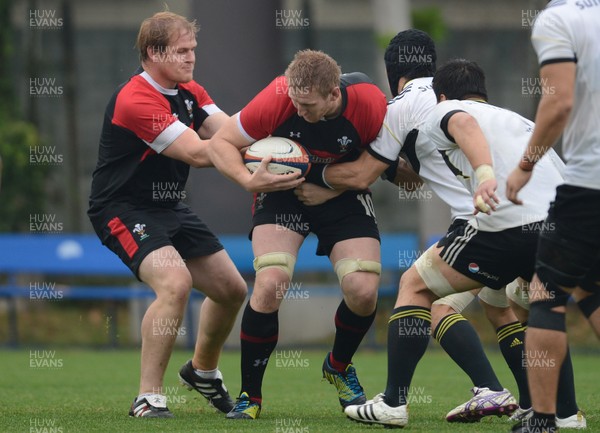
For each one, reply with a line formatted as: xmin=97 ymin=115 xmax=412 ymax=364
xmin=238 ymin=73 xmax=386 ymax=164
xmin=88 ymin=68 xmax=221 ymax=222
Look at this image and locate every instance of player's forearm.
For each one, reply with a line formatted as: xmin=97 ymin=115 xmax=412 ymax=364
xmin=188 ymin=139 xmax=213 ymax=168
xmin=522 ymin=62 xmax=575 ymax=169
xmin=323 ymin=156 xmax=386 ymax=191
xmin=395 ymin=158 xmax=424 ymax=191
xmin=209 ymin=138 xmax=252 ymax=186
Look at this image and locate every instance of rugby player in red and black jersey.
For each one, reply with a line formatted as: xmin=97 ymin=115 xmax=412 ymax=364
xmin=208 ymin=49 xmax=387 ymax=419
xmin=88 ymin=12 xmax=246 ymax=418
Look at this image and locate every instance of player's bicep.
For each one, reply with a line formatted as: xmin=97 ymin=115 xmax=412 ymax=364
xmin=212 ymin=113 xmax=254 ymax=150
xmin=538 ymin=62 xmax=576 ymax=106
xmin=446 ymin=112 xmax=492 ymax=169
xmin=197 ymin=111 xmax=229 ymax=139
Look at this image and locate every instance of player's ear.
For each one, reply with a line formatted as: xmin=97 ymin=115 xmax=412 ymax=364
xmin=330 ymin=87 xmax=341 ymax=100
xmin=439 ymin=94 xmax=448 ymax=102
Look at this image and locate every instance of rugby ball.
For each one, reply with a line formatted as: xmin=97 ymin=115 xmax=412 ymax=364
xmin=244 ymin=136 xmax=311 ymax=176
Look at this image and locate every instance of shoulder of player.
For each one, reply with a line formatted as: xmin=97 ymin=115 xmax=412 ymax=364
xmin=178 ymin=79 xmax=207 ymax=95
xmin=342 ymin=74 xmax=386 ymax=113
xmin=114 ymin=75 xmax=169 ymax=110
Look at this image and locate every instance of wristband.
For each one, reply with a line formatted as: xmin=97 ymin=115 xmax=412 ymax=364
xmin=381 ymin=158 xmax=400 ymax=184
xmin=474 ymin=164 xmax=495 ymax=186
xmin=304 ymin=164 xmax=334 ymax=189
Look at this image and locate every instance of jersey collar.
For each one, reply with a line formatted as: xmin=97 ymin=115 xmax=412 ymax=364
xmin=139 ymin=70 xmax=178 ymax=96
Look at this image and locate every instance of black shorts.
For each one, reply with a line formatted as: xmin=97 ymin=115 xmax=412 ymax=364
xmin=536 ymin=184 xmax=600 ymax=291
xmin=437 ymin=219 xmax=539 ymax=290
xmin=90 ymin=203 xmax=223 ymax=279
xmin=251 ymin=189 xmax=380 ymax=256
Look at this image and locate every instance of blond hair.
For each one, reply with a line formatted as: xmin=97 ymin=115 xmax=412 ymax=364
xmin=285 ymin=50 xmax=341 ymax=96
xmin=136 ymin=11 xmax=199 ymax=62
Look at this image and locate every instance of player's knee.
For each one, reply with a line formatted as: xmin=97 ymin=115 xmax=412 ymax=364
xmin=528 ymin=273 xmax=570 ymax=332
xmin=399 ymin=266 xmax=422 ymax=294
xmin=220 ymin=277 xmax=248 ymax=305
xmin=345 ymin=285 xmax=378 ymax=314
xmin=156 ymin=273 xmax=193 ymax=306
xmin=430 ymin=303 xmax=455 ymax=330
xmin=576 ymin=289 xmax=600 ymax=319
xmin=481 ymin=302 xmax=515 ymax=328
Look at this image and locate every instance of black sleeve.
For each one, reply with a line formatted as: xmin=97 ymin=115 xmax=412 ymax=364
xmin=440 ymin=109 xmax=466 ymax=144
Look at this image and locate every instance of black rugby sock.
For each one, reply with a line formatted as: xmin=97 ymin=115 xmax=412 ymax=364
xmin=330 ymin=300 xmax=376 ymax=368
xmin=384 ymin=306 xmax=431 ymax=407
xmin=239 ymin=302 xmax=279 ymax=402
xmin=434 ymin=313 xmax=503 ymax=391
xmin=496 ymin=321 xmax=530 ymax=407
xmin=556 ymin=348 xmax=579 ymax=418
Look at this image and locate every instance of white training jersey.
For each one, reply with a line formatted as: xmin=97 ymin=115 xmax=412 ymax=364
xmin=532 ymin=0 xmax=600 ymax=190
xmin=424 ymin=99 xmax=565 ymax=232
xmin=367 ymin=77 xmax=474 ymax=221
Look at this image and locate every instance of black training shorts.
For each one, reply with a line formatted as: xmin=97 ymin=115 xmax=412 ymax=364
xmin=251 ymin=189 xmax=380 ymax=256
xmin=536 ymin=184 xmax=600 ymax=291
xmin=437 ymin=219 xmax=540 ymax=290
xmin=90 ymin=203 xmax=223 ymax=279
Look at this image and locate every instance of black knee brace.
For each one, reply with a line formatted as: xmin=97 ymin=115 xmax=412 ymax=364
xmin=528 ymin=269 xmax=570 ymax=332
xmin=577 ymin=291 xmax=600 ymax=318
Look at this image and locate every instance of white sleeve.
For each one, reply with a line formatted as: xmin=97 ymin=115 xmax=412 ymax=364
xmin=423 ymin=100 xmax=465 ymax=152
xmin=531 ymin=9 xmax=576 ymax=66
xmin=367 ymin=112 xmax=402 ymax=164
xmin=143 ymin=120 xmax=188 ymax=153
xmin=202 ymin=103 xmax=223 ymax=116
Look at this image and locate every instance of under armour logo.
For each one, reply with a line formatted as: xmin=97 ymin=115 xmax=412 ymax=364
xmin=253 ymin=358 xmax=269 ymax=367
xmin=289 ymin=131 xmax=301 ymax=138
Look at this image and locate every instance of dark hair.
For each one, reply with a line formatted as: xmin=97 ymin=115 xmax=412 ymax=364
xmin=432 ymin=59 xmax=488 ymax=102
xmin=384 ymin=29 xmax=437 ymax=97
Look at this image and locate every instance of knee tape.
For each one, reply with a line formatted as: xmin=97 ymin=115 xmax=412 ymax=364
xmin=433 ymin=291 xmax=476 ymax=313
xmin=506 ymin=279 xmax=530 ymax=311
xmin=253 ymin=252 xmax=297 ymax=280
xmin=478 ymin=286 xmax=510 ymax=308
xmin=334 ymin=258 xmax=381 ymax=285
xmin=415 ymin=248 xmax=456 ymax=298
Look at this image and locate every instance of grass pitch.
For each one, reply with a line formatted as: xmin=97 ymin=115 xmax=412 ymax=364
xmin=1 ymin=348 xmax=597 ymax=432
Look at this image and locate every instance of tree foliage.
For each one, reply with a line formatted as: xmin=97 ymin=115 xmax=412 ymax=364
xmin=0 ymin=0 xmax=47 ymax=232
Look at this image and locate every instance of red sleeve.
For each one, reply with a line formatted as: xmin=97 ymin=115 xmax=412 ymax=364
xmin=178 ymin=80 xmax=219 ymax=113
xmin=344 ymin=83 xmax=387 ymax=147
xmin=238 ymin=77 xmax=296 ymax=141
xmin=112 ymin=77 xmax=178 ymax=143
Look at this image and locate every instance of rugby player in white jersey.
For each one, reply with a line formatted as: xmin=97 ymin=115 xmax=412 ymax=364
xmin=506 ymin=1 xmax=600 ymax=432
xmin=339 ymin=57 xmax=565 ymax=428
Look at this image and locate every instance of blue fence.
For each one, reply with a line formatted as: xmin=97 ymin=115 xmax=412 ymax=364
xmin=0 ymin=233 xmax=418 ymax=347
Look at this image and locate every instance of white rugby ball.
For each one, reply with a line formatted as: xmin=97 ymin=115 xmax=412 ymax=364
xmin=244 ymin=136 xmax=311 ymax=175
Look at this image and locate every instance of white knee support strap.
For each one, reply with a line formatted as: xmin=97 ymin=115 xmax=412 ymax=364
xmin=433 ymin=290 xmax=476 ymax=313
xmin=334 ymin=258 xmax=381 ymax=285
xmin=253 ymin=252 xmax=297 ymax=280
xmin=478 ymin=286 xmax=510 ymax=308
xmin=506 ymin=279 xmax=530 ymax=311
xmin=414 ymin=247 xmax=456 ymax=298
